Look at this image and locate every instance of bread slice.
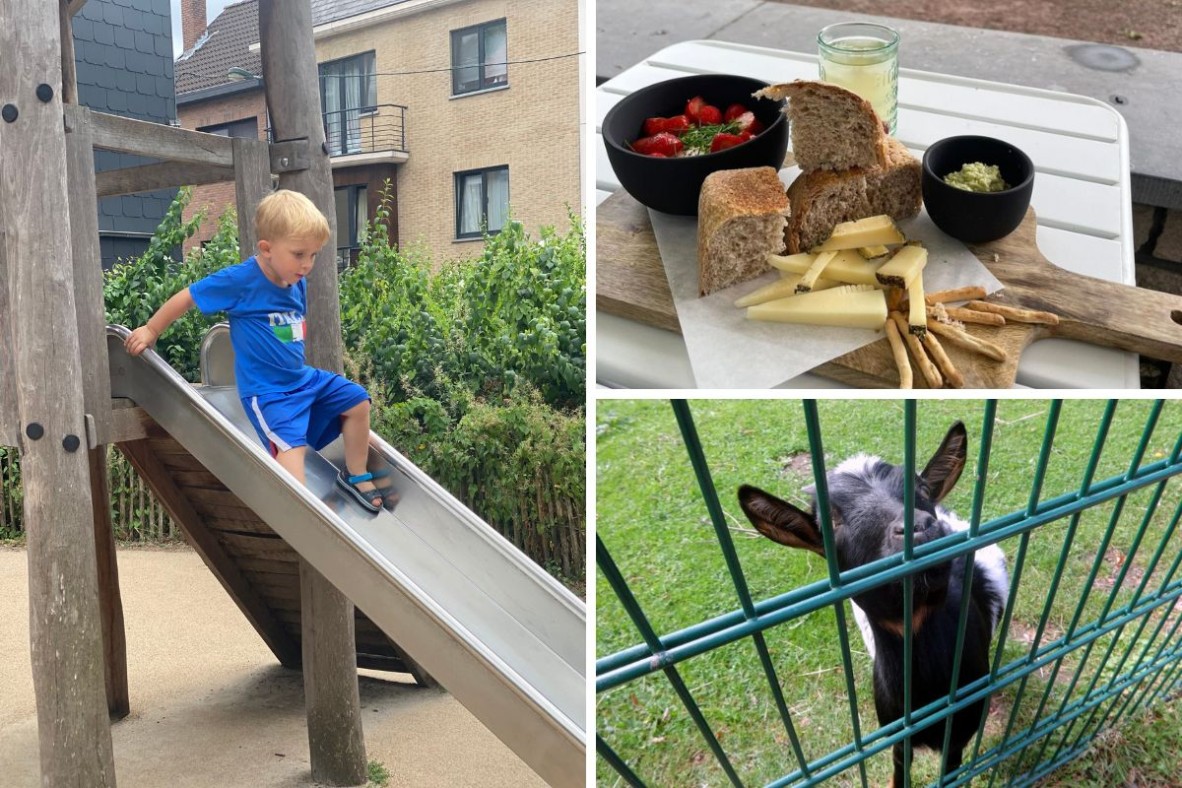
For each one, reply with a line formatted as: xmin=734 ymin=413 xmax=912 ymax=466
xmin=784 ymin=138 xmax=921 ymax=253
xmin=866 ymin=137 xmax=922 ymax=220
xmin=697 ymin=166 xmax=790 ymax=296
xmin=754 ymin=80 xmax=888 ymax=172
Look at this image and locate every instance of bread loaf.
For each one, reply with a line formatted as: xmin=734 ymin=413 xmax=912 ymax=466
xmin=754 ymin=80 xmax=888 ymax=172
xmin=697 ymin=166 xmax=790 ymax=296
xmin=784 ymin=138 xmax=921 ymax=252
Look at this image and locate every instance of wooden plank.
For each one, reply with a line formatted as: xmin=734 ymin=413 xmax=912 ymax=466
xmin=0 ymin=232 xmax=17 ymax=448
xmin=170 ymin=469 xmax=232 ymax=490
xmin=89 ymin=447 xmax=129 ymax=719
xmin=117 ymin=438 xmax=301 ymax=668
xmin=206 ymin=515 xmax=276 ymax=536
xmin=72 ymin=106 xmax=235 ymax=168
xmin=188 ymin=498 xmax=266 ymax=524
xmin=185 ymin=486 xmax=251 ymax=509
xmin=237 ymin=555 xmax=300 ymax=573
xmin=95 ymin=161 xmax=236 ymax=198
xmin=59 ymin=2 xmax=78 ymax=105
xmin=2 ymin=0 xmax=117 ymax=781
xmin=216 ymin=530 xmax=297 ymax=558
xmin=234 ymin=137 xmax=273 ymax=261
xmin=107 ymin=405 xmax=149 ymax=443
xmin=64 ymin=107 xmax=112 ymax=445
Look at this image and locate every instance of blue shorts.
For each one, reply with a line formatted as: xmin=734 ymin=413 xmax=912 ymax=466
xmin=242 ymin=368 xmax=369 ymax=456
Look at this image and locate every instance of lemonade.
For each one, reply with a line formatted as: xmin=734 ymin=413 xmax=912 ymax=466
xmin=818 ymin=24 xmax=900 ymax=134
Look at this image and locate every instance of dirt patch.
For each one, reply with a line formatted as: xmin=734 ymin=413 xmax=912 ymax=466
xmin=779 ymin=452 xmax=813 ymax=478
xmin=777 ymin=0 xmax=1182 ymax=53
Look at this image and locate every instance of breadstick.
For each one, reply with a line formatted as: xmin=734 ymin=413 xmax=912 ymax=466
xmin=884 ymin=317 xmax=912 ymax=389
xmin=927 ymin=319 xmax=1007 ymax=362
xmin=924 ymin=286 xmax=987 ymax=305
xmin=964 ymin=300 xmax=1060 ymax=325
xmin=890 ymin=311 xmax=942 ymax=388
xmin=928 ymin=305 xmax=1006 ymax=326
xmin=922 ymin=331 xmax=964 ymax=388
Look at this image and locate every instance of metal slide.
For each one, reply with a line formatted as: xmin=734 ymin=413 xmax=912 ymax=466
xmin=106 ymin=326 xmax=586 ymax=787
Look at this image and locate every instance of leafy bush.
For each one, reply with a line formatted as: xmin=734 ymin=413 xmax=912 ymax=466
xmin=103 ymin=187 xmax=242 ymax=381
xmin=339 ymin=188 xmax=585 ymax=412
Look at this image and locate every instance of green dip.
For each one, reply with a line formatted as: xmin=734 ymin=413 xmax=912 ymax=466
xmin=943 ymin=162 xmax=1009 ymax=193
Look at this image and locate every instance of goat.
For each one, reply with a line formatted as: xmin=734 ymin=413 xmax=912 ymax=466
xmin=738 ymin=421 xmax=1008 ymax=787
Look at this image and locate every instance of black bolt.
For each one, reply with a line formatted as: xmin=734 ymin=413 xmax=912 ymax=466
xmin=2 ymin=104 xmax=17 ymax=123
xmin=62 ymin=434 xmax=80 ymax=453
xmin=25 ymin=423 xmax=44 ymax=440
xmin=1112 ymin=95 xmax=1128 ymax=105
xmin=35 ymin=84 xmax=53 ymax=103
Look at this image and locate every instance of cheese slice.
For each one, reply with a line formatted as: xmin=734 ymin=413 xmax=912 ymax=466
xmin=859 ymin=245 xmax=891 ymax=259
xmin=908 ymin=274 xmax=927 ymax=337
xmin=769 ymin=249 xmax=883 ymax=286
xmin=734 ymin=275 xmax=840 ymax=308
xmin=875 ymin=244 xmax=928 ymax=288
xmin=796 ymin=251 xmax=838 ymax=292
xmin=813 ymin=215 xmax=905 ymax=251
xmin=747 ymin=285 xmax=888 ymax=329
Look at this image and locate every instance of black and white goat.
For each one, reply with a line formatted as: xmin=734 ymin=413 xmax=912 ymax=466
xmin=739 ymin=422 xmax=1008 ymax=787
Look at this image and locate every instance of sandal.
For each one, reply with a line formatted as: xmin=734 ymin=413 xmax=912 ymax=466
xmin=335 ymin=470 xmax=383 ymax=514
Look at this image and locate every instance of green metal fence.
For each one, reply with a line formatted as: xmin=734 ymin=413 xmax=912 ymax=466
xmin=596 ymin=399 xmax=1182 ymax=787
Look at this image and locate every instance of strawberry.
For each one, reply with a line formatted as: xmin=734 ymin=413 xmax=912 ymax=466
xmin=709 ymin=132 xmax=749 ymax=153
xmin=697 ymin=104 xmax=723 ymax=125
xmin=723 ymin=103 xmax=749 ymax=123
xmin=685 ymin=96 xmax=707 ymax=123
xmin=631 ymin=132 xmax=684 ymax=157
xmin=732 ymin=111 xmax=764 ymax=136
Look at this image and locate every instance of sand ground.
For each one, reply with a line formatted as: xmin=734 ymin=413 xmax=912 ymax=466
xmin=0 ymin=546 xmax=548 ymax=787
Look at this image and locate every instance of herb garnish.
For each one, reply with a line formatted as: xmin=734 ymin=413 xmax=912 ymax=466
xmin=680 ymin=121 xmax=741 ymax=153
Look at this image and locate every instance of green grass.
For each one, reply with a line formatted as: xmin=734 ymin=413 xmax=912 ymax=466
xmin=596 ymin=399 xmax=1182 ymax=787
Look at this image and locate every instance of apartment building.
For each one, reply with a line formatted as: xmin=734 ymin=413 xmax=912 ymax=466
xmin=175 ymin=0 xmax=582 ymax=267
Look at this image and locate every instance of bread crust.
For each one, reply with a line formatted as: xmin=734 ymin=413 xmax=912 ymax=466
xmin=755 ymin=80 xmax=889 ymax=172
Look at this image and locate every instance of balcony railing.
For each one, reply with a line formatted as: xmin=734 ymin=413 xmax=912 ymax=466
xmin=267 ymin=104 xmax=408 ymax=157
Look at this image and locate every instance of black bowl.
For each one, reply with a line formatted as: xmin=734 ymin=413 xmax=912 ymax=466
xmin=602 ymin=74 xmax=790 ymax=216
xmin=921 ymin=135 xmax=1035 ymax=244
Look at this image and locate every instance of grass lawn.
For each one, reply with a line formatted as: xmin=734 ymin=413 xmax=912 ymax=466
xmin=596 ymin=399 xmax=1182 ymax=787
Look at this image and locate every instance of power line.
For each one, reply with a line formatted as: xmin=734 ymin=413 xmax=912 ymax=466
xmin=318 ymin=50 xmax=584 ymax=77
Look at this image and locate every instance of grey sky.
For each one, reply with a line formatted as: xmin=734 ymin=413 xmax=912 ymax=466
xmin=169 ymin=0 xmax=236 ymax=57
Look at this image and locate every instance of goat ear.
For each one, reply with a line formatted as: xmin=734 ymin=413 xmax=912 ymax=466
xmin=738 ymin=484 xmax=825 ymax=555
xmin=922 ymin=421 xmax=968 ymax=502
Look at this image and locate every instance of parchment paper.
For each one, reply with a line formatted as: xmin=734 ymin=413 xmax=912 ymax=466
xmin=648 ymin=166 xmax=1005 ymax=388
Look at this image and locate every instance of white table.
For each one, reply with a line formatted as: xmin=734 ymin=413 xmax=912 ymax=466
xmin=595 ymin=40 xmax=1137 ymax=389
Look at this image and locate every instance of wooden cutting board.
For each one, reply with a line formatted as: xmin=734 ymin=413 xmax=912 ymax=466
xmin=596 ymin=190 xmax=1182 ymax=388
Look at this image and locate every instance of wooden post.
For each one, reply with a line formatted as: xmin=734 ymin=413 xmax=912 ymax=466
xmin=258 ymin=3 xmax=367 ymax=784
xmin=59 ymin=2 xmax=79 ymax=105
xmin=0 ymin=0 xmax=117 ymax=784
xmin=0 ymin=234 xmax=17 ymax=449
xmin=233 ymin=136 xmax=273 ymax=262
xmin=89 ymin=447 xmax=129 ymax=720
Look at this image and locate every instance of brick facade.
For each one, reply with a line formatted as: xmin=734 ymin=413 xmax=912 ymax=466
xmin=176 ymin=89 xmax=268 ymax=254
xmin=315 ymin=0 xmax=581 ymax=264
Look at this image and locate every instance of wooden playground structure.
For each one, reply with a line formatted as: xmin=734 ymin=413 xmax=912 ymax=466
xmin=0 ymin=2 xmax=398 ymax=784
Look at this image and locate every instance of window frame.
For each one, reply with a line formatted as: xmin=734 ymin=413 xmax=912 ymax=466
xmin=449 ymin=18 xmax=508 ymax=97
xmin=318 ymin=51 xmax=378 ymax=115
xmin=454 ymin=165 xmax=510 ymax=240
xmin=333 ymin=183 xmax=369 ymax=269
xmin=197 ymin=117 xmax=259 ymax=138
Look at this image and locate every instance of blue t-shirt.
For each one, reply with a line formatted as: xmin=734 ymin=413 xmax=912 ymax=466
xmin=189 ymin=258 xmax=316 ymax=397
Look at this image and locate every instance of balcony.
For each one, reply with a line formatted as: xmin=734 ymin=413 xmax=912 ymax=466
xmin=268 ymin=104 xmax=409 ymax=165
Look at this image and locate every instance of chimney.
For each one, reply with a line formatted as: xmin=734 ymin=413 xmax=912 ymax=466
xmin=181 ymin=0 xmax=207 ymax=52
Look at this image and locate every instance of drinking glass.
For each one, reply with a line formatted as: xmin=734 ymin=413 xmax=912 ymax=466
xmin=818 ymin=22 xmax=900 ymax=134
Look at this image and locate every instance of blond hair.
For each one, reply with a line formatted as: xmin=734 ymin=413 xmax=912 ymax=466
xmin=254 ymin=189 xmax=331 ymax=246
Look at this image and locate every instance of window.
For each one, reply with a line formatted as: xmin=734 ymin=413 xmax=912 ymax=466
xmin=319 ymin=52 xmax=377 ymax=155
xmin=455 ymin=166 xmax=509 ymax=239
xmin=197 ymin=118 xmax=258 ymax=138
xmin=450 ymin=19 xmax=507 ymax=96
xmin=334 ymin=184 xmax=368 ymax=268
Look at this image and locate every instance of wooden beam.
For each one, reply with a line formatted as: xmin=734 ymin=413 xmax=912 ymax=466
xmin=73 ymin=105 xmax=236 ymax=168
xmin=1 ymin=0 xmax=117 ymax=782
xmin=260 ymin=3 xmax=366 ymax=782
xmin=64 ymin=105 xmax=112 ymax=446
xmin=96 ymin=161 xmax=236 ymax=198
xmin=59 ymin=2 xmax=77 ymax=104
xmin=117 ymin=438 xmax=303 ymax=668
xmin=0 ymin=233 xmax=16 ymax=448
xmin=89 ymin=447 xmax=129 ymax=720
xmin=107 ymin=404 xmax=149 ymax=443
xmin=233 ymin=137 xmax=272 ymax=261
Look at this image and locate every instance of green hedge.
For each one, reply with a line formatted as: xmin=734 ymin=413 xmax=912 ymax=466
xmin=2 ymin=187 xmax=587 ymax=587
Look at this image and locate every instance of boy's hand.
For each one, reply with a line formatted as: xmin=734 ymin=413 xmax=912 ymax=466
xmin=125 ymin=326 xmax=159 ymax=356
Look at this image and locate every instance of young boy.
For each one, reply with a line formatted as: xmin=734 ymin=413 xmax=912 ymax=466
xmin=125 ymin=189 xmax=390 ymax=514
